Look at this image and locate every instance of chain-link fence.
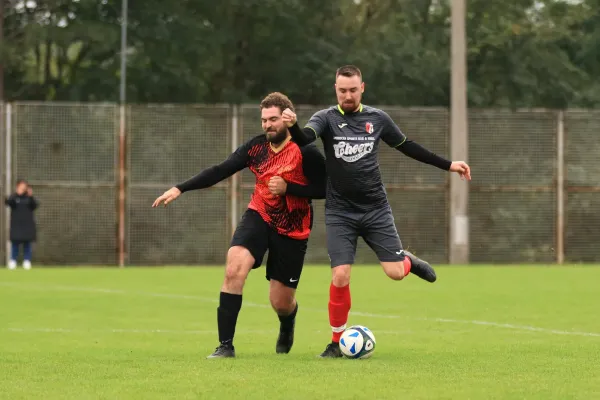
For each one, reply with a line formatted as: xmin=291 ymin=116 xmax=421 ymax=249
xmin=3 ymin=102 xmax=600 ymax=266
xmin=127 ymin=104 xmax=231 ymax=265
xmin=9 ymin=103 xmax=118 ymax=265
xmin=469 ymin=109 xmax=558 ymax=263
xmin=564 ymin=110 xmax=600 ymax=262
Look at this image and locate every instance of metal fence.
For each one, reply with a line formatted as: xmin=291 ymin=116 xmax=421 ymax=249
xmin=2 ymin=102 xmax=600 ymax=266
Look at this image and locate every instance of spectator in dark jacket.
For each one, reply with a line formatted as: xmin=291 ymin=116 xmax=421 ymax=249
xmin=4 ymin=180 xmax=38 ymax=270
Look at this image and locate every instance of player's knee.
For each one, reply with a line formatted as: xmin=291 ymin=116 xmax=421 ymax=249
xmin=270 ymin=293 xmax=295 ymax=315
xmin=332 ymin=264 xmax=351 ymax=287
xmin=224 ymin=264 xmax=245 ymax=285
xmin=224 ymin=247 xmax=252 ymax=288
xmin=269 ymin=281 xmax=296 ymax=314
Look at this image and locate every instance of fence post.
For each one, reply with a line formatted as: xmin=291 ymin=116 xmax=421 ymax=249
xmin=556 ymin=110 xmax=565 ymax=264
xmin=230 ymin=105 xmax=239 ymax=237
xmin=4 ymin=103 xmax=11 ymax=267
xmin=118 ymin=104 xmax=127 ymax=267
xmin=449 ymin=0 xmax=469 ymax=264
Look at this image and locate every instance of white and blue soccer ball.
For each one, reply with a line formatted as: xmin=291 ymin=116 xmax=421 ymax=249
xmin=339 ymin=325 xmax=376 ymax=359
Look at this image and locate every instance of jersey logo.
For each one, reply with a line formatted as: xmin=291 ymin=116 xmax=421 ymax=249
xmin=365 ymin=122 xmax=374 ymax=134
xmin=338 ymin=123 xmax=348 ymax=128
xmin=333 ymin=141 xmax=375 ymax=163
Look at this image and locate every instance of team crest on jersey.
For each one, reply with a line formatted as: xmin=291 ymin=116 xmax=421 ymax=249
xmin=365 ymin=122 xmax=374 ymax=134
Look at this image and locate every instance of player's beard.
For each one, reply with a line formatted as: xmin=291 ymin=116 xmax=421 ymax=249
xmin=340 ymin=98 xmax=360 ymax=113
xmin=265 ymin=126 xmax=288 ymax=144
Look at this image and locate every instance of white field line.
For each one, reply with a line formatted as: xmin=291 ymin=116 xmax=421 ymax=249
xmin=2 ymin=327 xmax=413 ymax=336
xmin=1 ymin=282 xmax=599 ymax=338
xmin=4 ymin=327 xmax=271 ymax=334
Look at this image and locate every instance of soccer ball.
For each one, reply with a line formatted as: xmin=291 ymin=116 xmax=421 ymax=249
xmin=339 ymin=325 xmax=376 ymax=359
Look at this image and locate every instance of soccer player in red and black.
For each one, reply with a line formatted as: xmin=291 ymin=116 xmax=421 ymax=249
xmin=152 ymin=92 xmax=326 ymax=358
xmin=284 ymin=65 xmax=472 ymax=357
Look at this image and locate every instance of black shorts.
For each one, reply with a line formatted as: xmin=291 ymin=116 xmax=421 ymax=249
xmin=325 ymin=205 xmax=404 ymax=267
xmin=230 ymin=209 xmax=308 ymax=289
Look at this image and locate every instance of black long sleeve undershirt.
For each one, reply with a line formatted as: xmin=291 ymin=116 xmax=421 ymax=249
xmin=175 ymin=153 xmax=246 ymax=193
xmin=396 ymin=140 xmax=452 ymax=171
xmin=174 ymin=139 xmax=326 ymax=200
xmin=288 ymin=123 xmax=316 ymax=146
xmin=287 ymin=183 xmax=323 ymax=198
xmin=286 ymin=144 xmax=326 ymax=199
xmin=290 ymin=121 xmax=450 ymax=171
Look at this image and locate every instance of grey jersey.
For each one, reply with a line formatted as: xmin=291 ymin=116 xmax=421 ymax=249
xmin=305 ymin=104 xmax=406 ymax=212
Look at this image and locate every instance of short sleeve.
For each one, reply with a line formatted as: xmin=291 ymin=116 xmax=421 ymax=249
xmin=305 ymin=109 xmax=330 ymax=139
xmin=380 ymin=111 xmax=407 ymax=148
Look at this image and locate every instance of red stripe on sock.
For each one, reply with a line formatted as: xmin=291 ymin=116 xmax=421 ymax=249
xmin=329 ymin=283 xmax=351 ymax=343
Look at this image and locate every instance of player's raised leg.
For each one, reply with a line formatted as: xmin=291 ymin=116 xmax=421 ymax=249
xmin=401 ymin=250 xmax=436 ymax=282
xmin=207 ymin=245 xmax=254 ymax=359
xmin=362 ymin=206 xmax=437 ymax=283
xmin=379 ymin=249 xmax=436 ymax=283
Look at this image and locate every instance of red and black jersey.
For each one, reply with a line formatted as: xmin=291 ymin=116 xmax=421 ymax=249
xmin=176 ymin=135 xmax=326 ymax=240
xmin=245 ymin=136 xmax=316 ymax=239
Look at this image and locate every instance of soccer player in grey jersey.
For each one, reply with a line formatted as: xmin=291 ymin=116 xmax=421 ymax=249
xmin=285 ymin=65 xmax=471 ymax=358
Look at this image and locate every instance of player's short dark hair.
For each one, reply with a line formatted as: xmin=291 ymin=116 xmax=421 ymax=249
xmin=336 ymin=65 xmax=362 ymax=80
xmin=260 ymin=92 xmax=295 ymax=113
xmin=16 ymin=179 xmax=27 ymax=186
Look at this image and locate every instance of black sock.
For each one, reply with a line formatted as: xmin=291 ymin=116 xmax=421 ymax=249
xmin=217 ymin=292 xmax=242 ymax=346
xmin=278 ymin=302 xmax=298 ymax=332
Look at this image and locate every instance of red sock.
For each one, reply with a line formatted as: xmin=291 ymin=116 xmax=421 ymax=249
xmin=329 ymin=283 xmax=351 ymax=343
xmin=403 ymin=256 xmax=412 ymax=276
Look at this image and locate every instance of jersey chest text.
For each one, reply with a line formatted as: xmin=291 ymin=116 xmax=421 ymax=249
xmin=328 ymin=118 xmax=381 ymax=163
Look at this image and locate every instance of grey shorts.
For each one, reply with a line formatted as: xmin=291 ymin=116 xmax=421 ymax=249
xmin=325 ymin=205 xmax=404 ymax=267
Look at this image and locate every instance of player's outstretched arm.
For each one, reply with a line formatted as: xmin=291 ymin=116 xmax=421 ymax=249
xmin=397 ymin=141 xmax=471 ymax=180
xmin=286 ymin=144 xmax=327 ymax=199
xmin=396 ymin=139 xmax=451 ymax=170
xmin=152 ymin=146 xmax=249 ymax=208
xmin=380 ymin=110 xmax=471 ymax=180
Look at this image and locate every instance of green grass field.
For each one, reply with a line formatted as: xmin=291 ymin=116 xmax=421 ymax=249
xmin=1 ymin=265 xmax=599 ymax=400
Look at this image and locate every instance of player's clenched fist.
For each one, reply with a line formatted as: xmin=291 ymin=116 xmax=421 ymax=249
xmin=268 ymin=176 xmax=288 ymax=196
xmin=152 ymin=187 xmax=182 ymax=207
xmin=282 ymin=108 xmax=297 ymax=128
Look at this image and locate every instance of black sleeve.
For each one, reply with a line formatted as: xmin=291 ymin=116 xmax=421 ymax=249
xmin=288 ymin=109 xmax=330 ymax=146
xmin=286 ymin=145 xmax=326 ymax=199
xmin=396 ymin=140 xmax=452 ymax=171
xmin=4 ymin=194 xmax=16 ymax=208
xmin=29 ymin=196 xmax=39 ymax=210
xmin=288 ymin=123 xmax=318 ymax=146
xmin=379 ymin=109 xmax=452 ymax=171
xmin=175 ymin=141 xmax=251 ymax=193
